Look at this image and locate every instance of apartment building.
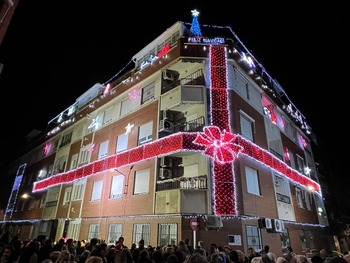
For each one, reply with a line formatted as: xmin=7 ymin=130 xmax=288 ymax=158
xmin=1 ymin=11 xmax=334 ymax=256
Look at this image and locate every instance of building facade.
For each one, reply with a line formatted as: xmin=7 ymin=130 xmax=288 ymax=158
xmin=1 ymin=12 xmax=338 ymax=256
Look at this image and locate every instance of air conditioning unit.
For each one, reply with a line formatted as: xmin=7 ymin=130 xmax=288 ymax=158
xmin=163 ymin=70 xmax=174 ymax=81
xmin=265 ymin=218 xmax=273 ymax=229
xmin=159 ymin=168 xmax=172 ymax=180
xmin=159 ymin=119 xmax=174 ymax=132
xmin=205 ymin=215 xmax=223 ymax=230
xmin=273 ymin=219 xmax=283 ymax=232
xmin=160 ymin=157 xmax=172 ymax=167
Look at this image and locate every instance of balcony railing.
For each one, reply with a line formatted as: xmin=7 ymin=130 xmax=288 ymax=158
xmin=156 ymin=175 xmax=207 ymax=191
xmin=162 ymin=69 xmax=205 ymax=94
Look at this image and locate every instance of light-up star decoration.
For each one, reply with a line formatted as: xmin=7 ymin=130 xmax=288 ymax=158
xmin=193 ymin=126 xmax=243 ymax=164
xmin=88 ymin=116 xmax=100 ymax=129
xmin=125 ymin=123 xmax=134 ymax=135
xmin=191 ymin=9 xmax=199 ymax=17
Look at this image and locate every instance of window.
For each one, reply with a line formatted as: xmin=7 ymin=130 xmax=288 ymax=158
xmin=70 ymin=153 xmax=79 ymax=170
xmin=158 ymin=223 xmax=177 ymax=246
xmin=98 ymin=140 xmax=109 ymax=159
xmin=63 ymin=187 xmax=72 ymax=205
xmin=60 ymin=130 xmax=73 ymax=147
xmin=69 ymin=221 xmax=81 ymax=241
xmin=246 ymin=225 xmax=262 ymax=252
xmin=116 ymin=133 xmax=129 ymax=153
xmin=39 ymin=221 xmax=50 ymax=233
xmin=88 ymin=224 xmax=100 ymax=240
xmin=111 ymin=175 xmax=124 ymax=199
xmin=306 ymin=230 xmax=315 ymax=249
xmin=305 ymin=191 xmax=312 ymax=210
xmin=280 ymin=229 xmax=291 ymax=255
xmin=132 ymin=224 xmax=150 ymax=246
xmin=92 ymin=180 xmax=103 ymax=201
xmin=299 ymin=229 xmax=307 ymax=251
xmin=72 ymin=179 xmax=85 ymax=200
xmin=104 ymin=106 xmax=114 ymax=125
xmin=245 ymin=166 xmax=260 ymax=195
xmin=240 ymin=111 xmax=255 ymax=142
xmin=108 ymin=224 xmax=123 ymax=245
xmin=296 ymin=155 xmax=304 ymax=174
xmin=134 ymin=168 xmax=150 ymax=195
xmin=79 ymin=145 xmax=92 ymax=164
xmin=234 ymin=69 xmax=249 ymax=99
xmin=53 ymin=139 xmax=59 ymax=151
xmin=120 ymin=95 xmax=140 ymax=117
xmin=53 ymin=155 xmax=67 ymax=175
xmin=47 ymin=164 xmax=53 ymax=177
xmin=295 ymin=187 xmax=304 ymax=208
xmin=274 ymin=174 xmax=291 ymax=204
xmin=138 ymin=122 xmax=153 ymax=145
xmin=40 ymin=193 xmax=46 ymax=208
xmin=142 ymin=82 xmax=155 ymax=104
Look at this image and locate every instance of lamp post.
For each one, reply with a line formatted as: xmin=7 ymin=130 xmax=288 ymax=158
xmin=114 ymin=165 xmax=134 ymax=194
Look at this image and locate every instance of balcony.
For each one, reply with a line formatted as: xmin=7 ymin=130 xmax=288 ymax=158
xmin=156 ymin=175 xmax=207 ymax=191
xmin=155 ymin=176 xmax=208 ymax=214
xmin=159 ymin=116 xmax=205 ymax=134
xmin=161 ymin=70 xmax=205 ymax=111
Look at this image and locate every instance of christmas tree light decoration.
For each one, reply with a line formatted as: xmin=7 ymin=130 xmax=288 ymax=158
xmin=193 ymin=126 xmax=243 ymax=164
xmin=190 ymin=9 xmax=202 ymax=37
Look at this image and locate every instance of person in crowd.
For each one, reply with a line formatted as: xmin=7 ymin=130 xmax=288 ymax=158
xmin=228 ymin=250 xmax=239 ymax=263
xmin=329 ymin=258 xmax=347 ymax=263
xmin=55 ymin=249 xmax=72 ymax=263
xmin=137 ymin=249 xmax=152 ymax=263
xmin=86 ymin=256 xmax=104 ymax=263
xmin=0 ymin=245 xmax=16 ymax=263
xmin=38 ymin=238 xmax=54 ymax=262
xmin=86 ymin=238 xmax=99 ymax=252
xmin=52 ymin=238 xmax=66 ymax=252
xmin=151 ymin=249 xmax=164 ymax=263
xmin=247 ymin=248 xmax=260 ymax=263
xmin=266 ymin=253 xmax=276 ymax=263
xmin=184 ymin=253 xmax=209 ymax=263
xmin=79 ymin=250 xmax=91 ymax=263
xmin=185 ymin=239 xmax=194 ymax=254
xmin=90 ymin=243 xmax=108 ymax=263
xmin=235 ymin=250 xmax=248 ymax=263
xmin=295 ymin=255 xmax=308 ymax=263
xmin=115 ymin=237 xmax=125 ymax=251
xmin=276 ymin=257 xmax=288 ymax=263
xmin=18 ymin=240 xmax=41 ymax=263
xmin=49 ymin=251 xmax=61 ymax=263
xmin=251 ymin=258 xmax=263 ymax=263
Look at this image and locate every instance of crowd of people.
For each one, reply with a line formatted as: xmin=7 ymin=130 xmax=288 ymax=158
xmin=1 ymin=233 xmax=349 ymax=263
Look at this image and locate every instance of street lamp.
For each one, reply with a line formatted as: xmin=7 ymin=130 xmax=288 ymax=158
xmin=114 ymin=165 xmax=134 ymax=194
xmin=21 ymin=193 xmax=32 ymax=199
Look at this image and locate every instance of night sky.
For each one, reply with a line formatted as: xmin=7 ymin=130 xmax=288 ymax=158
xmin=0 ymin=2 xmax=348 ymax=197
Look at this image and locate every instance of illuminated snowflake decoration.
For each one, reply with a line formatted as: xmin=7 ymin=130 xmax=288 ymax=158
xmin=193 ymin=126 xmax=243 ymax=164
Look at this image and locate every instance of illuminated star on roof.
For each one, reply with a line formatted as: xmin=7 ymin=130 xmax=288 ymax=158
xmin=191 ymin=9 xmax=199 ymax=17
